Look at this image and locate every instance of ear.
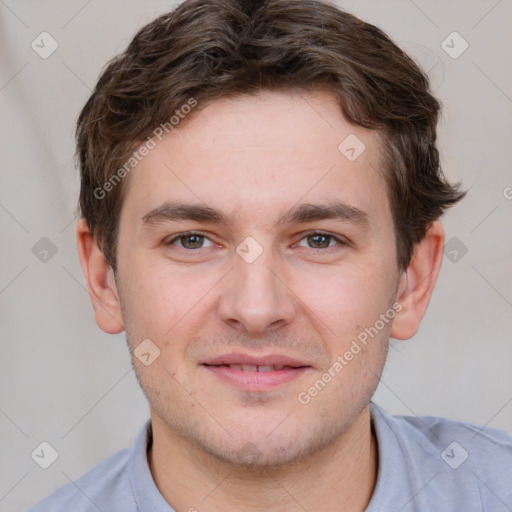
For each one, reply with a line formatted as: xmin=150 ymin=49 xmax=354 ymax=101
xmin=391 ymin=220 xmax=444 ymax=340
xmin=76 ymin=218 xmax=125 ymax=334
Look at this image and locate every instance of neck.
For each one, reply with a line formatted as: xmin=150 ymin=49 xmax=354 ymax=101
xmin=147 ymin=405 xmax=378 ymax=512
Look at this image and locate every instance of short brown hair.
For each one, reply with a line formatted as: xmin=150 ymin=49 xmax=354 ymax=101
xmin=76 ymin=0 xmax=465 ymax=271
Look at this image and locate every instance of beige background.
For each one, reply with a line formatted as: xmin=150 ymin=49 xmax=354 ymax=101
xmin=1 ymin=1 xmax=511 ymax=510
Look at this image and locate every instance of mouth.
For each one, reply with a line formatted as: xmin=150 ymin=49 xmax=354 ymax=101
xmin=210 ymin=363 xmax=299 ymax=372
xmin=201 ymin=354 xmax=312 ymax=391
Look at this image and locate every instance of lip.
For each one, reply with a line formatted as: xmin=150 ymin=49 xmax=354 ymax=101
xmin=201 ymin=353 xmax=312 ymax=391
xmin=201 ymin=353 xmax=309 ymax=367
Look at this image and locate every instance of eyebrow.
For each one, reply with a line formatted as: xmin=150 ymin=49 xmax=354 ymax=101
xmin=141 ymin=200 xmax=369 ymax=229
xmin=142 ymin=202 xmax=235 ymax=226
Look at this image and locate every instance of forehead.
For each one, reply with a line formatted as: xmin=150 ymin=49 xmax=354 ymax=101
xmin=121 ymin=89 xmax=389 ymax=229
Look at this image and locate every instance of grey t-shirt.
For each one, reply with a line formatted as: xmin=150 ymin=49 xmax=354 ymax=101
xmin=26 ymin=402 xmax=512 ymax=511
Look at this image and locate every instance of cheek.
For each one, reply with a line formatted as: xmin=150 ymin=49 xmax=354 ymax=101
xmin=119 ymin=262 xmax=222 ymax=370
xmin=298 ymin=264 xmax=394 ymax=340
xmin=123 ymin=257 xmax=192 ymax=315
xmin=118 ymin=261 xmax=186 ymax=346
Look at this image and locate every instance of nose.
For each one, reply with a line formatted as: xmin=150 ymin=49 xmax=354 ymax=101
xmin=217 ymin=244 xmax=296 ymax=335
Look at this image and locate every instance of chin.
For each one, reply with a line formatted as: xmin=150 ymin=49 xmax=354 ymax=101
xmin=204 ymin=437 xmax=311 ymax=468
xmin=190 ymin=417 xmax=341 ymax=469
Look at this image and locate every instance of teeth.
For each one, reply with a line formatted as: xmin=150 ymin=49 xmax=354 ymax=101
xmin=227 ymin=364 xmax=287 ymax=372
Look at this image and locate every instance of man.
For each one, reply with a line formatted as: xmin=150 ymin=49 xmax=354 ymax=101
xmin=27 ymin=0 xmax=512 ymax=511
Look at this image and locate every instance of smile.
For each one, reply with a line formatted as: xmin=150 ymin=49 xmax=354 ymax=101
xmin=201 ymin=354 xmax=312 ymax=391
xmin=218 ymin=364 xmax=293 ymax=372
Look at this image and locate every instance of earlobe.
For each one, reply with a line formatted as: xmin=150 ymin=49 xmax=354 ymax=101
xmin=76 ymin=218 xmax=125 ymax=334
xmin=390 ymin=221 xmax=445 ymax=340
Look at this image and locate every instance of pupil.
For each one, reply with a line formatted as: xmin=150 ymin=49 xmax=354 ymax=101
xmin=185 ymin=235 xmax=202 ymax=248
xmin=311 ymin=235 xmax=328 ymax=248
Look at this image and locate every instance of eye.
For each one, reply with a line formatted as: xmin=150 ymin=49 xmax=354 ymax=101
xmin=164 ymin=232 xmax=216 ymax=250
xmin=296 ymin=231 xmax=347 ymax=250
xmin=164 ymin=230 xmax=348 ymax=252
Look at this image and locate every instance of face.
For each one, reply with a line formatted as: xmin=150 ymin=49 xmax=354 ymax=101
xmin=114 ymin=90 xmax=402 ymax=467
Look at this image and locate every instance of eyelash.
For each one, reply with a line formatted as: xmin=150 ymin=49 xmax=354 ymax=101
xmin=164 ymin=230 xmax=348 ymax=251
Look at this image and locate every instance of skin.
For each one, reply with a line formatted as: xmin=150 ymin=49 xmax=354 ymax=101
xmin=77 ymin=89 xmax=444 ymax=512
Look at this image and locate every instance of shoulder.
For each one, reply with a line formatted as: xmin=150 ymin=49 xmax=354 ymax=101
xmin=26 ymin=439 xmax=139 ymax=512
xmin=371 ymin=402 xmax=512 ymax=509
xmin=382 ymin=404 xmax=512 ymax=464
